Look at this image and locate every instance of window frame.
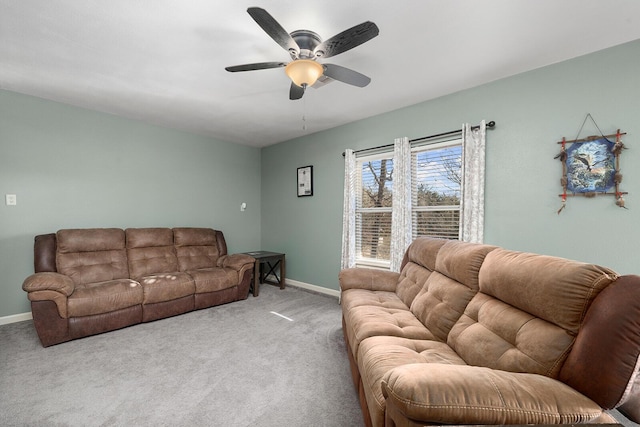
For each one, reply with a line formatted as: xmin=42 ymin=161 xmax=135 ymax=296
xmin=354 ymin=151 xmax=394 ymax=268
xmin=411 ymin=138 xmax=463 ymax=241
xmin=352 ymin=137 xmax=465 ymax=269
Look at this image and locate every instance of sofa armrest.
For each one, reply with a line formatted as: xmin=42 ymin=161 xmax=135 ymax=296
xmin=339 ymin=268 xmax=400 ymax=292
xmin=381 ymin=363 xmax=613 ymax=425
xmin=22 ymin=272 xmax=75 ymax=296
xmin=217 ymin=254 xmax=255 ymax=271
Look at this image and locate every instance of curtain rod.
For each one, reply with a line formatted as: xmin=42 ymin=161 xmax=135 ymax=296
xmin=342 ymin=121 xmax=495 ymax=157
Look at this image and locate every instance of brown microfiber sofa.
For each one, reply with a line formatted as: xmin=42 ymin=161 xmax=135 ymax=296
xmin=22 ymin=227 xmax=255 ymax=347
xmin=340 ymin=237 xmax=640 ymax=426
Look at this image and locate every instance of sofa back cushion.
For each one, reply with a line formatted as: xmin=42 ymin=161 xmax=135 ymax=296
xmin=409 ymin=240 xmax=496 ymax=342
xmin=56 ymin=228 xmax=129 ymax=285
xmin=448 ymin=248 xmax=618 ymax=378
xmin=395 ymin=238 xmax=447 ymax=307
xmin=126 ymin=228 xmax=178 ymax=279
xmin=173 ymin=228 xmax=221 ymax=271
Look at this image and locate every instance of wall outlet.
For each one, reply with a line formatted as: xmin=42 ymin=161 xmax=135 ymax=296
xmin=5 ymin=194 xmax=17 ymax=206
xmin=240 ymin=202 xmax=247 ymax=212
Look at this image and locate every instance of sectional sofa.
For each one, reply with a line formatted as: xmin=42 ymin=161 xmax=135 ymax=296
xmin=340 ymin=237 xmax=640 ymax=426
xmin=22 ymin=227 xmax=255 ymax=347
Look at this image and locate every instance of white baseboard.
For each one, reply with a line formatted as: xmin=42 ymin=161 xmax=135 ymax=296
xmin=0 ymin=312 xmax=32 ymax=326
xmin=263 ymin=275 xmax=340 ymax=299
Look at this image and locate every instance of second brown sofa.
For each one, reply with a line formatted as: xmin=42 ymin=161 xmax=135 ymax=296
xmin=340 ymin=237 xmax=640 ymax=426
xmin=22 ymin=227 xmax=255 ymax=347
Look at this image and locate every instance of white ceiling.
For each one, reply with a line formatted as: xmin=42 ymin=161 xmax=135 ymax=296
xmin=2 ymin=1 xmax=640 ymax=148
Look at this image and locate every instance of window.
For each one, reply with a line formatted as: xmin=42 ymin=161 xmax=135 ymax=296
xmin=354 ymin=139 xmax=463 ymax=268
xmin=343 ymin=123 xmax=486 ymax=272
xmin=412 ymin=140 xmax=462 ymax=240
xmin=355 ymin=153 xmax=394 ymax=267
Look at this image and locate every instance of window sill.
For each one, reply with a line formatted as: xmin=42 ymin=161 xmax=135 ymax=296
xmin=355 ymin=259 xmax=391 ymax=270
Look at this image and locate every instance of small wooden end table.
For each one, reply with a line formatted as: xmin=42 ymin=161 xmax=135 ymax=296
xmin=243 ymin=251 xmax=285 ymax=297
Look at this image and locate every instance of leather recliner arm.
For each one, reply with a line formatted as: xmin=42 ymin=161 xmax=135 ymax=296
xmin=216 ymin=254 xmax=256 ymax=284
xmin=22 ymin=272 xmax=75 ymax=296
xmin=22 ymin=272 xmax=74 ymax=319
xmin=381 ymin=363 xmax=614 ymax=426
xmin=216 ymin=253 xmax=255 ymax=271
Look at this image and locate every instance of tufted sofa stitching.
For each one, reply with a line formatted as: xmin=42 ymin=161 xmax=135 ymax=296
xmin=384 ymin=398 xmax=603 ymax=423
xmin=450 ymin=292 xmax=574 ymax=377
xmin=411 ymin=271 xmax=479 ymax=344
xmin=478 ymin=249 xmax=617 ymax=334
xmin=488 ymin=375 xmax=506 ymax=407
xmin=347 ymin=306 xmax=438 ymax=359
xmin=396 ymin=262 xmax=432 ymax=307
xmin=340 ymin=289 xmax=408 ymax=312
xmin=384 ymin=383 xmax=603 ymax=421
xmin=380 ymin=364 xmax=608 ymax=424
xmin=57 ymin=250 xmax=129 ymax=285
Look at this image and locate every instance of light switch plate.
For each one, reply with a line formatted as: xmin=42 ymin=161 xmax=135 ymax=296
xmin=5 ymin=194 xmax=17 ymax=206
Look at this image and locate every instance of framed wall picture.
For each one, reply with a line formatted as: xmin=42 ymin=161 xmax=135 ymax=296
xmin=565 ymin=138 xmax=616 ymax=193
xmin=297 ymin=165 xmax=313 ymax=197
xmin=556 ymin=124 xmax=628 ymax=213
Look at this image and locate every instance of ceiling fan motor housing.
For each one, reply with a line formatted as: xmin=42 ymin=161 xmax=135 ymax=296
xmin=289 ymin=30 xmax=323 ymax=60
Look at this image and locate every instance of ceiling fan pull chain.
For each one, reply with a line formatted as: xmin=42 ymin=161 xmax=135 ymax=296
xmin=302 ymin=96 xmax=307 ymax=131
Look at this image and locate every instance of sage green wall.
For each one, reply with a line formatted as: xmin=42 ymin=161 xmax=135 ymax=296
xmin=261 ymin=39 xmax=640 ymax=292
xmin=2 ymin=40 xmax=639 ymax=317
xmin=0 ymin=90 xmax=261 ymax=318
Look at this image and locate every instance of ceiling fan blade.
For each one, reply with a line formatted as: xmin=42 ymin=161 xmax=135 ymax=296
xmin=323 ymin=64 xmax=371 ymax=87
xmin=289 ymin=83 xmax=305 ymax=100
xmin=247 ymin=7 xmax=300 ymax=55
xmin=225 ymin=62 xmax=287 ymax=72
xmin=315 ymin=21 xmax=379 ymax=59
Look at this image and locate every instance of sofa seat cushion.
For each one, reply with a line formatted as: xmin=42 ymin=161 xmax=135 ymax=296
xmin=381 ymin=364 xmax=613 ymax=425
xmin=343 ymin=305 xmax=438 ymax=361
xmin=187 ymin=268 xmax=238 ymax=293
xmin=139 ymin=272 xmax=195 ymax=304
xmin=341 ymin=289 xmax=408 ymax=312
xmin=68 ymin=279 xmax=142 ymax=317
xmin=357 ymin=336 xmax=467 ymax=427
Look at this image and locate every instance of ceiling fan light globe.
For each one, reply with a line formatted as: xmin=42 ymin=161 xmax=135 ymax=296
xmin=285 ymin=59 xmax=324 ymax=88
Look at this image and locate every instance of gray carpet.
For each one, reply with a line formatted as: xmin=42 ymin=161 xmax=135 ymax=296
xmin=0 ymin=285 xmax=363 ymax=427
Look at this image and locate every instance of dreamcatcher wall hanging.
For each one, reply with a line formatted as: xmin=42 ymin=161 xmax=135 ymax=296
xmin=556 ymin=114 xmax=628 ymax=214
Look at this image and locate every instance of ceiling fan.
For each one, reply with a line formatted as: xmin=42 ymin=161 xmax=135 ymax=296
xmin=225 ymin=7 xmax=379 ymax=100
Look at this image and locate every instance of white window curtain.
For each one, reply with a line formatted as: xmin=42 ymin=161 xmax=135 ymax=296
xmin=460 ymin=120 xmax=486 ymax=243
xmin=341 ymin=120 xmax=486 ymax=272
xmin=389 ymin=137 xmax=412 ymax=272
xmin=341 ymin=149 xmax=356 ymax=269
